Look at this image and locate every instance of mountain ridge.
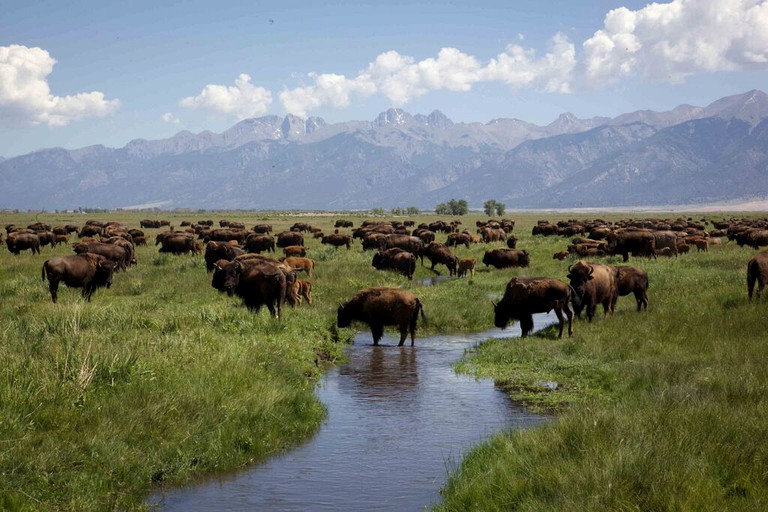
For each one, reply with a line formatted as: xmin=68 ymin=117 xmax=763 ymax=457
xmin=2 ymin=90 xmax=768 ymax=210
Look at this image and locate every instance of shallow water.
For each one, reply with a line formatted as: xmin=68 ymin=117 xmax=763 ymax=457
xmin=149 ymin=313 xmax=552 ymax=511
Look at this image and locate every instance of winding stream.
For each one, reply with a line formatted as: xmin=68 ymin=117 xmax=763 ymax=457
xmin=149 ymin=313 xmax=552 ymax=511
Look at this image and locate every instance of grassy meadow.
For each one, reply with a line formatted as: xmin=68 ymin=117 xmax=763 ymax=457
xmin=0 ymin=210 xmax=766 ymax=510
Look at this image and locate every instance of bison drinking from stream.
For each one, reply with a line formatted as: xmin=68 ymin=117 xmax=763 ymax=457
xmin=337 ymin=288 xmax=425 ymax=346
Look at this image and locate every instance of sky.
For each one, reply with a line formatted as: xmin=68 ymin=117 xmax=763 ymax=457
xmin=2 ymin=0 xmax=768 ymax=158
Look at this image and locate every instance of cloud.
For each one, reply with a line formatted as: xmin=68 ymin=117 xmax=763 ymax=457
xmin=580 ymin=0 xmax=768 ymax=85
xmin=180 ymin=73 xmax=272 ymax=119
xmin=279 ymin=73 xmax=375 ymax=118
xmin=161 ymin=112 xmax=181 ymax=124
xmin=185 ymin=0 xmax=768 ymax=118
xmin=0 ymin=45 xmax=120 ymax=127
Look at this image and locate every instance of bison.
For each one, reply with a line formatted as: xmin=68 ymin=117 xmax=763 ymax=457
xmin=567 ymin=261 xmax=618 ymax=321
xmin=276 ymin=231 xmax=304 ymax=248
xmin=372 ymin=248 xmax=417 ymax=280
xmin=211 ymin=259 xmax=288 ymax=318
xmin=321 ymin=233 xmax=352 ymax=249
xmin=42 ymin=253 xmax=117 ymax=303
xmin=482 ymin=248 xmax=530 ymax=269
xmin=457 ymin=258 xmax=476 ymax=278
xmin=337 ymin=288 xmax=425 ymax=346
xmin=493 ymin=277 xmax=574 ymax=338
xmin=614 ymin=266 xmax=649 ymax=311
xmin=423 ymin=242 xmax=458 ymax=275
xmin=205 ymin=241 xmax=244 ymax=272
xmin=747 ymin=250 xmax=768 ymax=300
xmin=6 ymin=233 xmax=40 ymax=255
xmin=282 ymin=256 xmax=314 ymax=277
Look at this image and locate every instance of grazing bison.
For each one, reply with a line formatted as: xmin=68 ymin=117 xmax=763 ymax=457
xmin=6 ymin=233 xmax=40 ymax=255
xmin=747 ymin=250 xmax=768 ymax=299
xmin=372 ymin=248 xmax=417 ymax=280
xmin=482 ymin=248 xmax=530 ymax=269
xmin=158 ymin=234 xmax=199 ymax=255
xmin=493 ymin=277 xmax=574 ymax=338
xmin=614 ymin=266 xmax=649 ymax=311
xmin=42 ymin=253 xmax=117 ymax=303
xmin=292 ymin=279 xmax=313 ymax=305
xmin=73 ymin=242 xmax=131 ymax=271
xmin=423 ymin=242 xmax=458 ymax=275
xmin=205 ymin=241 xmax=244 ymax=272
xmin=211 ymin=259 xmax=288 ymax=318
xmin=337 ymin=288 xmax=425 ymax=346
xmin=606 ymin=229 xmax=656 ymax=262
xmin=567 ymin=261 xmax=618 ymax=321
xmin=457 ymin=258 xmax=476 ymax=278
xmin=321 ymin=233 xmax=352 ymax=249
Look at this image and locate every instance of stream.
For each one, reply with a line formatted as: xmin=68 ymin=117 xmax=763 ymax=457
xmin=149 ymin=313 xmax=552 ymax=511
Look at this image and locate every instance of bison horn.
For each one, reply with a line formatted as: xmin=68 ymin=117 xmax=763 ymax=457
xmin=567 ymin=263 xmax=573 ymax=273
xmin=588 ymin=265 xmax=594 ymax=276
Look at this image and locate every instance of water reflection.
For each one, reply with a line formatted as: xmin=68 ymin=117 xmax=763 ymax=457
xmin=149 ymin=313 xmax=554 ymax=511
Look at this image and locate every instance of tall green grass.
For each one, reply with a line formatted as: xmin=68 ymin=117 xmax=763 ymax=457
xmin=2 ymin=211 xmax=766 ymax=510
xmin=440 ymin=214 xmax=768 ymax=511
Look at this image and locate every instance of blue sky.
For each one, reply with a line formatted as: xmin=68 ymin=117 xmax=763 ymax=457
xmin=2 ymin=0 xmax=768 ymax=157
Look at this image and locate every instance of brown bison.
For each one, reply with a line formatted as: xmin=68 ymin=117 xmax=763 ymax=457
xmin=283 ymin=245 xmax=308 ymax=257
xmin=372 ymin=248 xmax=417 ymax=280
xmin=614 ymin=266 xmax=649 ymax=311
xmin=205 ymin=241 xmax=244 ymax=272
xmin=211 ymin=259 xmax=288 ymax=318
xmin=493 ymin=277 xmax=574 ymax=338
xmin=606 ymin=229 xmax=656 ymax=262
xmin=42 ymin=253 xmax=117 ymax=303
xmin=567 ymin=261 xmax=618 ymax=321
xmin=482 ymin=248 xmax=530 ymax=269
xmin=457 ymin=258 xmax=476 ymax=278
xmin=747 ymin=250 xmax=768 ymax=299
xmin=321 ymin=233 xmax=352 ymax=249
xmin=423 ymin=242 xmax=458 ymax=275
xmin=277 ymin=231 xmax=304 ymax=248
xmin=73 ymin=242 xmax=131 ymax=271
xmin=292 ymin=279 xmax=313 ymax=305
xmin=158 ymin=234 xmax=199 ymax=255
xmin=337 ymin=288 xmax=425 ymax=346
xmin=282 ymin=256 xmax=314 ymax=277
xmin=6 ymin=233 xmax=40 ymax=255
xmin=245 ymin=234 xmax=275 ymax=253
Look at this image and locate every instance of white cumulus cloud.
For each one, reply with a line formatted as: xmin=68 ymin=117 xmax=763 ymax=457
xmin=0 ymin=44 xmax=120 ymax=127
xmin=580 ymin=0 xmax=768 ymax=85
xmin=161 ymin=112 xmax=181 ymax=124
xmin=279 ymin=72 xmax=375 ymax=118
xmin=180 ymin=73 xmax=272 ymax=119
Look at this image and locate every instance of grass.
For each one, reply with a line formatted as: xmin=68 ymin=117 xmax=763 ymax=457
xmin=1 ymin=210 xmax=767 ymax=510
xmin=439 ymin=215 xmax=768 ymax=511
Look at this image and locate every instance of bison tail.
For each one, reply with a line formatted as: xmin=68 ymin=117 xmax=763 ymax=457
xmin=416 ymin=299 xmax=427 ymax=327
xmin=42 ymin=264 xmax=46 ymax=281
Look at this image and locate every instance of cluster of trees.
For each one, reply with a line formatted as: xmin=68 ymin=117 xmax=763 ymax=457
xmin=435 ymin=199 xmax=468 ymax=216
xmin=433 ymin=198 xmax=506 ymax=216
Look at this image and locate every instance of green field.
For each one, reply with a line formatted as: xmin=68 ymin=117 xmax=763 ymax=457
xmin=1 ymin=210 xmax=766 ymax=511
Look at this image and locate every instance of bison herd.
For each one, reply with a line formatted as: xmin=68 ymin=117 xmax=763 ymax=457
xmin=4 ymin=214 xmax=768 ymax=346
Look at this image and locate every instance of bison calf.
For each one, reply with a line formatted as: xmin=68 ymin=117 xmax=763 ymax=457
xmin=337 ymin=288 xmax=425 ymax=346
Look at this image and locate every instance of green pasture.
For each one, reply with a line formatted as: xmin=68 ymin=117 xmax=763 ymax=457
xmin=0 ymin=210 xmax=765 ymax=511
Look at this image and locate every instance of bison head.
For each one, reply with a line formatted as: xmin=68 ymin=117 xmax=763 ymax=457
xmin=94 ymin=259 xmax=117 ymax=289
xmin=337 ymin=303 xmax=352 ymax=328
xmin=211 ymin=260 xmax=240 ymax=295
xmin=566 ymin=261 xmax=594 ymax=296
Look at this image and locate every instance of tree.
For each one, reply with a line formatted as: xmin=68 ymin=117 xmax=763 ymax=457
xmin=435 ymin=198 xmax=468 ymax=215
xmin=484 ymin=199 xmax=506 ymax=217
xmin=406 ymin=206 xmax=420 ymax=215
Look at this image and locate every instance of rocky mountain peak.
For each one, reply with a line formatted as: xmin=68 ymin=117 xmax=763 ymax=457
xmin=374 ymin=108 xmax=413 ymax=127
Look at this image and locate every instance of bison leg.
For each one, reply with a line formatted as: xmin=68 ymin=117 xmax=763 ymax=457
xmin=82 ymin=284 xmax=94 ymax=302
xmin=519 ymin=314 xmax=534 ymax=337
xmin=397 ymin=324 xmax=408 ymax=347
xmin=370 ymin=323 xmax=384 ymax=346
xmin=48 ymin=280 xmax=59 ymax=304
xmin=634 ymin=289 xmax=648 ymax=311
xmin=748 ymin=272 xmax=756 ymax=299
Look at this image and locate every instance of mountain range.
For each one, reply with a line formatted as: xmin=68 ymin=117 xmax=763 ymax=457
xmin=2 ymin=90 xmax=768 ymax=211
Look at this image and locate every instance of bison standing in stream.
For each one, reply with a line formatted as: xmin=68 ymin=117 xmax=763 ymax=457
xmin=337 ymin=288 xmax=425 ymax=346
xmin=42 ymin=253 xmax=117 ymax=303
xmin=493 ymin=277 xmax=574 ymax=338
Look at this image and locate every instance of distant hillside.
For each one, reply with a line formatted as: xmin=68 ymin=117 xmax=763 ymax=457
xmin=1 ymin=90 xmax=767 ymax=210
